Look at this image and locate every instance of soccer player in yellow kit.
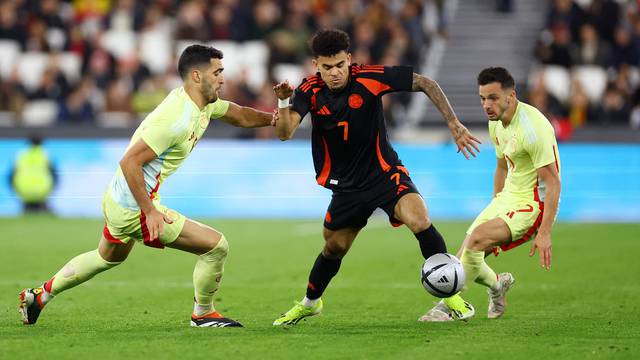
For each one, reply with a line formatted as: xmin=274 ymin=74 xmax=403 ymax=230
xmin=19 ymin=45 xmax=275 ymax=327
xmin=421 ymin=67 xmax=561 ymax=321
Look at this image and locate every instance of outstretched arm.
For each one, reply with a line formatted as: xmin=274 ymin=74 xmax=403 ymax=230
xmin=273 ymin=80 xmax=302 ymax=140
xmin=412 ymin=73 xmax=481 ymax=159
xmin=219 ymin=102 xmax=273 ymax=128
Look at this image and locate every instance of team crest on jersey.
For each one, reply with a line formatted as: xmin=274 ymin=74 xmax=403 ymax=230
xmin=199 ymin=114 xmax=208 ymax=129
xmin=163 ymin=209 xmax=180 ymax=222
xmin=348 ymin=94 xmax=363 ymax=109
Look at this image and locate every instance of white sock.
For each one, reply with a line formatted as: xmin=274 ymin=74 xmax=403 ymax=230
xmin=41 ymin=289 xmax=54 ymax=305
xmin=194 ymin=303 xmax=214 ymax=316
xmin=302 ymin=296 xmax=319 ymax=307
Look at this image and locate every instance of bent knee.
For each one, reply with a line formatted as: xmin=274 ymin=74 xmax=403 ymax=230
xmin=406 ymin=217 xmax=432 ymax=233
xmin=210 ymin=233 xmax=228 ymax=256
xmin=323 ymin=239 xmax=349 ymax=258
xmin=467 ymin=232 xmax=493 ymax=251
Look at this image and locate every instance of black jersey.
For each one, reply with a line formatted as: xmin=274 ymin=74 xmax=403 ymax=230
xmin=291 ymin=64 xmax=413 ymax=192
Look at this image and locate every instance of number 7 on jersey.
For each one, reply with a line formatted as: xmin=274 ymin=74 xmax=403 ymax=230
xmin=338 ymin=121 xmax=348 ymax=141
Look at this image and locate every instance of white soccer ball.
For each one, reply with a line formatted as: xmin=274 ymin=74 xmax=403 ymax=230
xmin=420 ymin=253 xmax=465 ymax=298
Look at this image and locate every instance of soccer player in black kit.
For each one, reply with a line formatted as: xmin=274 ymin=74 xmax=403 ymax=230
xmin=272 ymin=29 xmax=481 ymax=326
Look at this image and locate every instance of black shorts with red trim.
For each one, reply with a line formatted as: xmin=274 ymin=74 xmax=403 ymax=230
xmin=323 ymin=165 xmax=419 ymax=231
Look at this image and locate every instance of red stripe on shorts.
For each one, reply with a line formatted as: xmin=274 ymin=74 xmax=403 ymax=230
xmin=139 ymin=212 xmax=164 ymax=249
xmin=498 ymin=186 xmax=545 ymax=252
xmin=103 ymin=224 xmax=125 ymax=244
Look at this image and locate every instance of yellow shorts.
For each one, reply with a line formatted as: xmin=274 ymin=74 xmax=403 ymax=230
xmin=466 ymin=192 xmax=544 ymax=254
xmin=101 ymin=190 xmax=186 ymax=249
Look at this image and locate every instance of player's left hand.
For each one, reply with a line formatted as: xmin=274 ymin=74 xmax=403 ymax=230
xmin=271 ymin=109 xmax=279 ymax=126
xmin=530 ymin=231 xmax=552 ymax=270
xmin=451 ymin=124 xmax=481 ymax=160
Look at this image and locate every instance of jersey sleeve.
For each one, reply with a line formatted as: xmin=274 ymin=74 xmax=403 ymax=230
xmin=522 ymin=118 xmax=557 ymax=169
xmin=291 ymin=81 xmax=312 ymax=119
xmin=488 ymin=121 xmax=504 ymax=159
xmin=355 ymin=65 xmax=413 ymax=96
xmin=208 ymin=99 xmax=230 ymax=119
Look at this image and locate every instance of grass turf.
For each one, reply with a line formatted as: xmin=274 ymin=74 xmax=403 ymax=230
xmin=0 ymin=216 xmax=638 ymax=359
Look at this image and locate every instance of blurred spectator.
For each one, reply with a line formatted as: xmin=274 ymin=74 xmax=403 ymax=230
xmin=58 ymin=76 xmax=98 ymax=124
xmin=584 ymin=0 xmax=620 ymax=44
xmin=610 ymin=26 xmax=639 ymax=69
xmin=0 ymin=0 xmax=436 ymax=133
xmin=27 ymin=66 xmax=69 ymax=101
xmin=132 ymin=77 xmax=168 ymax=117
xmin=531 ymin=0 xmax=640 ymax=130
xmin=568 ymin=76 xmax=591 ymax=128
xmin=0 ymin=0 xmax=27 ymax=45
xmin=9 ymin=136 xmax=57 ymax=213
xmin=248 ymin=0 xmax=281 ymax=40
xmin=546 ymin=0 xmax=586 ymax=42
xmin=0 ymin=70 xmax=25 ymax=115
xmin=535 ymin=25 xmax=573 ymax=68
xmin=596 ymin=83 xmax=631 ymax=125
xmin=175 ymin=1 xmax=209 ymax=41
xmin=569 ymin=23 xmax=611 ymax=67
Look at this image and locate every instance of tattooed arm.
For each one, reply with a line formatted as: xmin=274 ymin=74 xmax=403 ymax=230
xmin=412 ymin=73 xmax=481 ymax=159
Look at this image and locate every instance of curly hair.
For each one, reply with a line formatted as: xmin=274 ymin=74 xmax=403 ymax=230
xmin=309 ymin=29 xmax=350 ymax=58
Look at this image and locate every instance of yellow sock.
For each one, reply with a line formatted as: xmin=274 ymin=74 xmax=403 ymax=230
xmin=460 ymin=247 xmax=485 ymax=285
xmin=193 ymin=235 xmax=228 ymax=315
xmin=49 ymin=249 xmax=121 ymax=295
xmin=475 ymin=261 xmax=498 ymax=290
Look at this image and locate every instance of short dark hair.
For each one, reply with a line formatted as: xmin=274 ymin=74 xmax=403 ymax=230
xmin=477 ymin=67 xmax=515 ymax=89
xmin=309 ymin=29 xmax=350 ymax=57
xmin=178 ymin=44 xmax=223 ymax=79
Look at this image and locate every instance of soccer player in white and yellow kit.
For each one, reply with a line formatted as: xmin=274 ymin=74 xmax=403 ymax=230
xmin=420 ymin=67 xmax=561 ymax=322
xmin=19 ymin=45 xmax=275 ymax=327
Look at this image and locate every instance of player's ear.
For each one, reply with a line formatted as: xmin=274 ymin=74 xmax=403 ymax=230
xmin=191 ymin=69 xmax=201 ymax=84
xmin=346 ymin=52 xmax=352 ymax=65
xmin=311 ymin=58 xmax=318 ymax=69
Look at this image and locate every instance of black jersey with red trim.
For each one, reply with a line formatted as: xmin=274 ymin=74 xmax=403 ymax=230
xmin=291 ymin=64 xmax=413 ymax=192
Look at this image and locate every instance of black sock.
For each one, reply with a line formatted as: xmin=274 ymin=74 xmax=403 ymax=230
xmin=414 ymin=224 xmax=448 ymax=259
xmin=306 ymin=252 xmax=342 ymax=300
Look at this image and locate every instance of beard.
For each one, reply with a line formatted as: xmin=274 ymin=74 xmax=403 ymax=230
xmin=202 ymin=79 xmax=218 ymax=103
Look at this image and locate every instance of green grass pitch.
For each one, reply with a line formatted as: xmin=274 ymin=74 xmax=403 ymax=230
xmin=1 ymin=216 xmax=638 ymax=359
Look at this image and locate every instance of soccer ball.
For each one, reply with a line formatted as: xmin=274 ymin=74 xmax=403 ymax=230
xmin=420 ymin=253 xmax=465 ymax=298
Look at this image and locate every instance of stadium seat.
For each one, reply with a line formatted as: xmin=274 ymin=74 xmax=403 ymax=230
xmin=542 ymin=65 xmax=571 ymax=103
xmin=101 ymin=29 xmax=137 ymax=60
xmin=0 ymin=39 xmax=21 ymax=79
xmin=208 ymin=40 xmax=240 ymax=78
xmin=573 ymin=65 xmax=608 ymax=103
xmin=54 ymin=52 xmax=82 ymax=83
xmin=140 ymin=29 xmax=172 ymax=74
xmin=272 ymin=63 xmax=304 ymax=84
xmin=16 ymin=52 xmax=50 ymax=92
xmin=21 ymin=100 xmax=58 ymax=126
xmin=239 ymin=41 xmax=269 ymax=91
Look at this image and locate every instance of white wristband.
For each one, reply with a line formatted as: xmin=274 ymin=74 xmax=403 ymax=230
xmin=278 ymin=97 xmax=290 ymax=108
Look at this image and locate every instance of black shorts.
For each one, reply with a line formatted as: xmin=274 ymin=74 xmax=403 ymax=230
xmin=323 ymin=165 xmax=420 ymax=230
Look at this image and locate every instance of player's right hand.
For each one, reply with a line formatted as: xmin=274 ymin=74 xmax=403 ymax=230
xmin=145 ymin=208 xmax=173 ymax=240
xmin=273 ymin=80 xmax=294 ymax=99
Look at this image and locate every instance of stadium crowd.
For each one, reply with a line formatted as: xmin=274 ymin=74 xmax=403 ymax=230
xmin=0 ymin=0 xmax=434 ymax=133
xmin=530 ymin=0 xmax=640 ymax=135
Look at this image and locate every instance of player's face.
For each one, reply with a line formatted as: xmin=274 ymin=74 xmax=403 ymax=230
xmin=479 ymin=82 xmax=513 ymax=121
xmin=313 ymin=51 xmax=351 ymax=90
xmin=199 ymin=58 xmax=225 ymax=103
